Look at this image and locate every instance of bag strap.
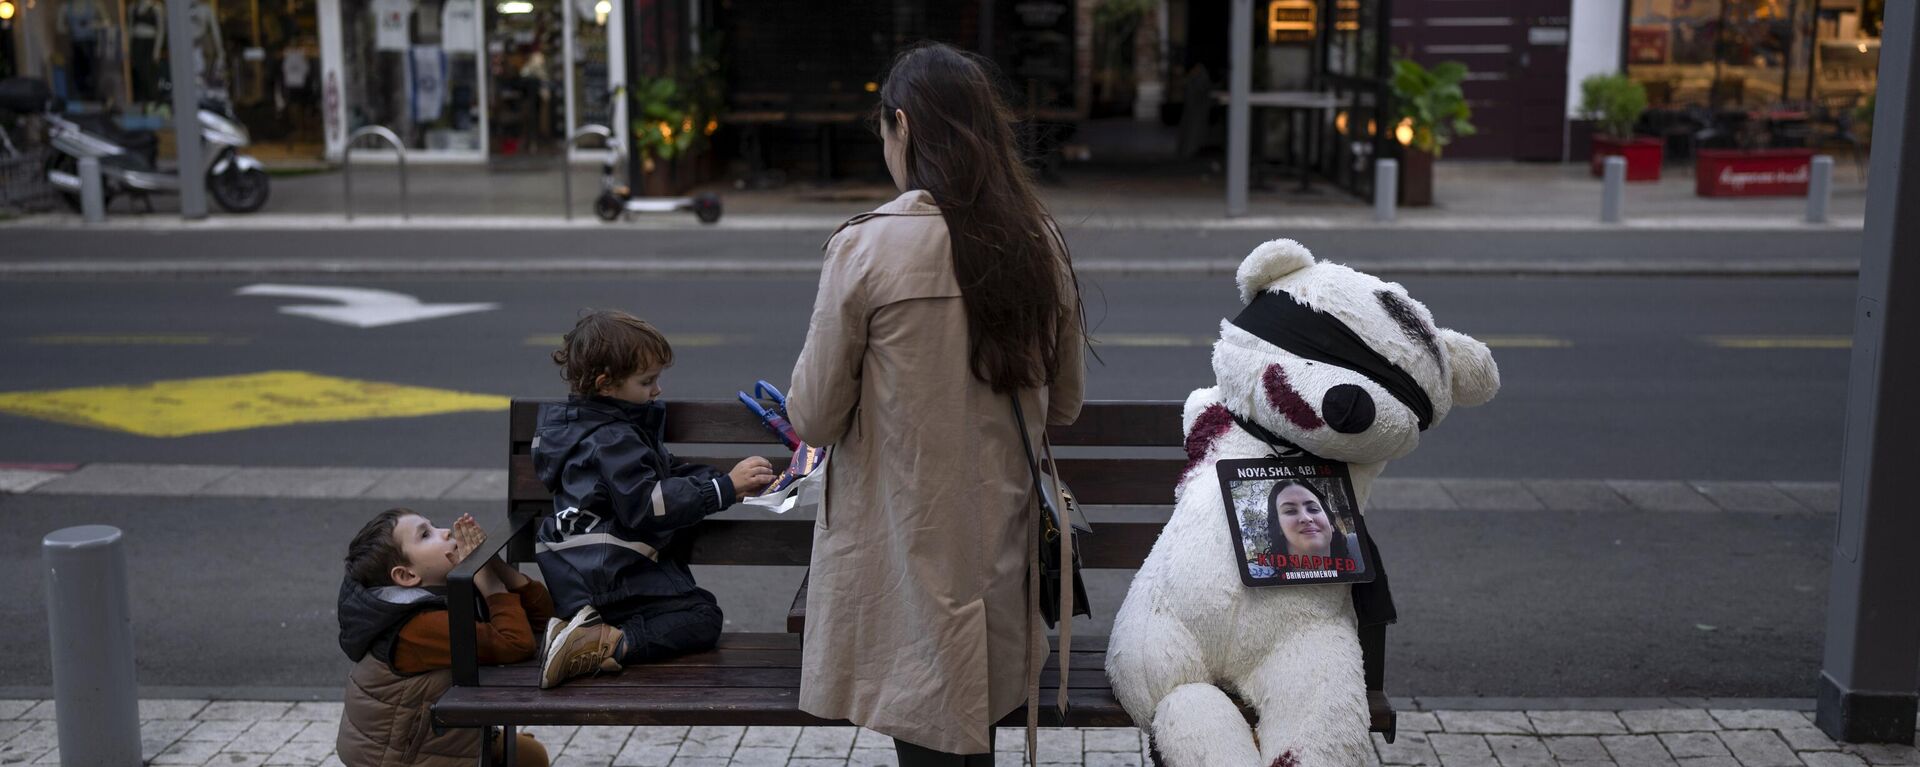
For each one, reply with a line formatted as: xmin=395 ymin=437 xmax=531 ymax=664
xmin=1010 ymin=394 xmax=1073 ymax=764
xmin=1039 ymin=432 xmax=1072 ymax=715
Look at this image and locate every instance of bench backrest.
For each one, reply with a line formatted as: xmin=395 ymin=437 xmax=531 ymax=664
xmin=506 ymin=399 xmax=1184 ymax=568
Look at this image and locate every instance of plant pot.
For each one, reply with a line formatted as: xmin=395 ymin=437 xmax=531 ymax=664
xmin=1397 ymin=148 xmax=1434 ymax=207
xmin=1694 ymin=148 xmax=1814 ymax=197
xmin=1590 ymin=135 xmax=1664 ymax=181
xmin=639 ymin=153 xmax=699 ymax=197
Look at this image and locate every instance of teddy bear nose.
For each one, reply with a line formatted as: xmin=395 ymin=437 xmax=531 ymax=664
xmin=1322 ymin=384 xmax=1376 ymax=434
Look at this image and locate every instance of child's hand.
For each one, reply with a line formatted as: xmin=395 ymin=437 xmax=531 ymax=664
xmin=452 ymin=514 xmax=486 ymax=564
xmin=730 ymin=457 xmax=777 ymax=497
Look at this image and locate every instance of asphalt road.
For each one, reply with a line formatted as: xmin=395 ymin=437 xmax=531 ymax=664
xmin=0 ymin=274 xmax=1855 ymax=480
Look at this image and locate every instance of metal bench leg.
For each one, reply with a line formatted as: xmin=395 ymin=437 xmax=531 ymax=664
xmin=480 ymin=727 xmax=494 ymax=767
xmin=503 ymin=724 xmax=517 ymax=767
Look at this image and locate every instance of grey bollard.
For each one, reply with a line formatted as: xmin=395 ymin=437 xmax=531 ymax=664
xmin=1601 ymin=155 xmax=1626 ymax=224
xmin=1808 ymin=155 xmax=1834 ymax=224
xmin=44 ymin=525 xmax=141 ymax=766
xmin=1375 ymin=158 xmax=1399 ymax=222
xmin=79 ymin=157 xmax=106 ymax=224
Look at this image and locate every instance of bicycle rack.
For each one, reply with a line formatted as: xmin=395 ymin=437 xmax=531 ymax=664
xmin=563 ymin=124 xmax=616 ymax=221
xmin=344 ymin=125 xmax=409 ymax=221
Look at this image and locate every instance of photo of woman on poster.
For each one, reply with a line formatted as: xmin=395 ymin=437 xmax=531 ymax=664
xmin=1266 ymin=479 xmax=1356 ymax=561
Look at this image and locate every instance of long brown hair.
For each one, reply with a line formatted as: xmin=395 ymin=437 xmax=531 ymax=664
xmin=879 ymin=42 xmax=1083 ymax=393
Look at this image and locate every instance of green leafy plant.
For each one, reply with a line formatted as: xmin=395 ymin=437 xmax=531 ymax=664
xmin=630 ymin=77 xmax=699 ymax=168
xmin=1390 ymin=58 xmax=1475 ymax=157
xmin=1579 ymin=73 xmax=1648 ymax=141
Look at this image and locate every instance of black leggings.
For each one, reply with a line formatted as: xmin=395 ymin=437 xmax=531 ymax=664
xmin=599 ymin=588 xmax=723 ymax=664
xmin=893 ymin=730 xmax=995 ymax=766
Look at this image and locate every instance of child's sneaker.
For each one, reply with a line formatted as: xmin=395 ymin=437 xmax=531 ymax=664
xmin=540 ymin=605 xmax=623 ymax=689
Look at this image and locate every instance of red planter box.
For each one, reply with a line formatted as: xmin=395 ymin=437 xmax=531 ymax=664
xmin=1590 ymin=136 xmax=1664 ymax=181
xmin=1695 ymin=149 xmax=1815 ymax=197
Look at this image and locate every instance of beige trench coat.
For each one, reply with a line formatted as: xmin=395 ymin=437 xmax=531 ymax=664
xmin=789 ymin=189 xmax=1085 ymax=755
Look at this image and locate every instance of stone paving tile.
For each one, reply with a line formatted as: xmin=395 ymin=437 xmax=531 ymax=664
xmin=792 ymin=728 xmax=856 ymax=759
xmin=199 ymin=701 xmax=295 ymax=721
xmin=854 ymin=729 xmax=892 ymax=751
xmin=554 ymin=756 xmax=615 ymax=767
xmin=36 ymin=463 xmax=238 ymax=495
xmin=741 ymin=726 xmax=804 ymax=749
xmin=264 ymin=739 xmax=335 ymax=766
xmin=612 ymin=742 xmax=679 ymax=767
xmin=782 ymin=760 xmax=843 ymax=767
xmin=141 ymin=699 xmax=213 ymax=720
xmin=1600 ymin=734 xmax=1679 ymax=766
xmin=1782 ymin=727 xmax=1843 ymax=752
xmin=1717 ymin=730 xmax=1802 ymax=766
xmin=1774 ymin=482 xmax=1843 ymax=513
xmin=1438 ymin=711 xmax=1535 ymax=735
xmin=0 ymin=701 xmax=34 ymax=720
xmin=1844 ymin=743 xmax=1920 ymax=765
xmin=675 ymin=726 xmax=745 ymax=759
xmin=183 ymin=718 xmax=255 ymax=742
xmin=1440 ymin=480 xmax=1546 ymax=511
xmin=1544 ymin=736 xmax=1611 ymax=762
xmin=1400 ymin=712 xmax=1443 ymax=733
xmin=1486 ymin=734 xmax=1554 ymax=767
xmin=1659 ymin=732 xmax=1731 ymax=759
xmin=144 ymin=720 xmax=200 ymax=760
xmin=360 ymin=468 xmax=474 ymax=499
xmin=227 ymin=720 xmax=310 ymax=753
xmin=993 ymin=754 xmax=1024 ymax=767
xmin=153 ymin=739 xmax=228 ymax=765
xmin=29 ymin=748 xmax=60 ymax=765
xmin=1367 ymin=479 xmax=1460 ymax=511
xmin=1802 ymin=754 xmax=1870 ymax=767
xmin=724 ymin=746 xmax=790 ymax=765
xmin=1674 ymin=758 xmax=1740 ymax=767
xmin=205 ymin=753 xmax=271 ymax=767
xmin=1713 ymin=709 xmax=1822 ymax=730
xmin=17 ymin=702 xmax=54 ymax=720
xmin=443 ymin=469 xmax=511 ymax=500
xmin=0 ymin=742 xmax=52 ymax=766
xmin=285 ymin=721 xmax=334 ymax=744
xmin=0 ymin=720 xmax=29 ymax=739
xmin=628 ymin=726 xmax=691 ymax=747
xmin=1036 ymin=728 xmax=1083 ymax=763
xmin=1528 ymin=711 xmax=1628 ymax=735
xmin=1692 ymin=481 xmax=1811 ymax=513
xmin=1526 ymin=478 xmax=1634 ymax=510
xmin=279 ymin=702 xmax=344 ymax=722
xmin=1620 ymin=709 xmax=1722 ymax=733
xmin=994 ymin=729 xmax=1024 ymax=752
xmin=198 ymin=467 xmax=382 ymax=498
xmin=1083 ymin=729 xmax=1142 ymax=752
xmin=567 ymin=727 xmax=637 ymax=757
xmin=1606 ymin=480 xmax=1718 ymax=512
xmin=1431 ymin=733 xmax=1494 ymax=759
xmin=1083 ymin=753 xmax=1142 ymax=767
xmin=848 ymin=748 xmax=900 ymax=767
xmin=1375 ymin=731 xmax=1440 ymax=765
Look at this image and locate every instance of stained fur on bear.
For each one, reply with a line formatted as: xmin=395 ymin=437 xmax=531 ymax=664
xmin=1106 ymin=240 xmax=1499 ymax=766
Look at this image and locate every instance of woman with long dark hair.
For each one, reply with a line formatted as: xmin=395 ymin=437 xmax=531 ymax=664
xmin=787 ymin=42 xmax=1087 ymax=766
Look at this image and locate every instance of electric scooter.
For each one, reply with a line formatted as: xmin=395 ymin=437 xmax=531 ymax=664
xmin=593 ymin=145 xmax=722 ymax=224
xmin=0 ymin=77 xmax=270 ymax=214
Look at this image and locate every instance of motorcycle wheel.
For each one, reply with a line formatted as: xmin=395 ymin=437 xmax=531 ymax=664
xmin=208 ymin=166 xmax=271 ymax=213
xmin=594 ymin=191 xmax=625 ymax=222
xmin=46 ymin=154 xmax=114 ymax=212
xmin=692 ymin=193 xmax=722 ymax=224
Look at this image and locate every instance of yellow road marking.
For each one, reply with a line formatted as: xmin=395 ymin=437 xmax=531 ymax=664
xmin=1704 ymin=335 xmax=1852 ymax=349
xmin=0 ymin=371 xmax=508 ymax=437
xmin=27 ymin=334 xmax=250 ymax=346
xmin=525 ymin=334 xmax=743 ymax=348
xmin=1478 ymin=335 xmax=1574 ymax=348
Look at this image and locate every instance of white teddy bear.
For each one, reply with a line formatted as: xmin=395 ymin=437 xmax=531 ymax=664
xmin=1105 ymin=239 xmax=1501 ymax=767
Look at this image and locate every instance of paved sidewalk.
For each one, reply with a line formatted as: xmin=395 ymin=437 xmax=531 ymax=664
xmin=2 ymin=698 xmax=1916 ymax=766
xmin=0 ymin=463 xmax=1843 ymax=514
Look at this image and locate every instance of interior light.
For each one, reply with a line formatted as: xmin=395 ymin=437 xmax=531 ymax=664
xmin=1395 ymin=118 xmax=1415 ymax=146
xmin=0 ymin=2 xmax=15 ymax=20
xmin=1859 ymin=43 xmax=1870 ymax=53
xmin=593 ymin=0 xmax=609 ymax=24
xmin=497 ymin=1 xmax=533 ymax=14
xmin=1334 ymin=110 xmax=1348 ymax=135
xmin=864 ymin=81 xmax=879 ymax=93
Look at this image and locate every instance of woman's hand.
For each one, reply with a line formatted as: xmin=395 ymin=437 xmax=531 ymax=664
xmin=730 ymin=457 xmax=778 ymax=497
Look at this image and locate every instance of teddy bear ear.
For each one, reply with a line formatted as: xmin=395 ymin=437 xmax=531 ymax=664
xmin=1236 ymin=239 xmax=1317 ymax=304
xmin=1440 ymin=328 xmax=1500 ymax=408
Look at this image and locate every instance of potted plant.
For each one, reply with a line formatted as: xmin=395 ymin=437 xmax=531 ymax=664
xmin=1389 ymin=58 xmax=1475 ymax=207
xmin=1580 ymin=73 xmax=1661 ymax=181
xmin=629 ymin=74 xmax=717 ymax=196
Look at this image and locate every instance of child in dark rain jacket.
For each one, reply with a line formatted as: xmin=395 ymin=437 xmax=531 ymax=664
xmin=532 ymin=309 xmax=777 ymax=689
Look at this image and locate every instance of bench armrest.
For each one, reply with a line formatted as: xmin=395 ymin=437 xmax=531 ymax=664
xmin=449 ymin=513 xmax=543 ymax=687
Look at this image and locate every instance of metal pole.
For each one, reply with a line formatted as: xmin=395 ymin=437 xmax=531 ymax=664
xmin=1226 ymin=0 xmax=1252 ymax=218
xmin=79 ymin=157 xmax=106 ymax=224
xmin=1600 ymin=156 xmax=1625 ymax=223
xmin=43 ymin=525 xmax=140 ymax=766
xmin=166 ymin=0 xmax=207 ymax=220
xmin=343 ymin=126 xmax=409 ymax=221
xmin=1817 ymin=0 xmax=1920 ymax=745
xmin=1808 ymin=154 xmax=1834 ymax=224
xmin=1374 ymin=158 xmax=1397 ymax=222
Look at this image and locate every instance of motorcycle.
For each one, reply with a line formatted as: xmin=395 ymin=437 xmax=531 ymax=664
xmin=0 ymin=77 xmax=270 ymax=214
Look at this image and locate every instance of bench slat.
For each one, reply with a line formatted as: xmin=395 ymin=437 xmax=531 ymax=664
xmin=436 ymin=685 xmax=1138 ymax=728
xmin=510 ymin=400 xmax=1183 ymax=448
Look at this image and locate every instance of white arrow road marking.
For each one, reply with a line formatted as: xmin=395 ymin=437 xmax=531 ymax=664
xmin=236 ymin=284 xmax=498 ymax=328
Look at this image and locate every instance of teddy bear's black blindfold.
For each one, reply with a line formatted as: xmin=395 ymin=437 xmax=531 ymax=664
xmin=1231 ymin=291 xmax=1436 ymax=431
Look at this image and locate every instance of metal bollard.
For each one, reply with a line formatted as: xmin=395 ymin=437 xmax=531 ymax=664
xmin=1807 ymin=155 xmax=1834 ymax=224
xmin=43 ymin=525 xmax=140 ymax=766
xmin=1601 ymin=156 xmax=1626 ymax=224
xmin=79 ymin=157 xmax=106 ymax=224
xmin=1374 ymin=158 xmax=1399 ymax=223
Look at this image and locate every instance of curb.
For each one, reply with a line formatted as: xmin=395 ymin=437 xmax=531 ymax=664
xmin=0 ymin=257 xmax=1862 ymax=278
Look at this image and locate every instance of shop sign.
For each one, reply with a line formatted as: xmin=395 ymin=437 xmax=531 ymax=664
xmin=1695 ymin=149 xmax=1814 ymax=197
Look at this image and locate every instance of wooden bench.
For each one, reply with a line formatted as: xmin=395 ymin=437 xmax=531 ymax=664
xmin=437 ymin=399 xmax=1396 ymax=763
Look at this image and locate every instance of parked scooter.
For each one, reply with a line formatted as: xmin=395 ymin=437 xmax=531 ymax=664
xmin=0 ymin=77 xmax=270 ymax=214
xmin=593 ymin=145 xmax=722 ymax=224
